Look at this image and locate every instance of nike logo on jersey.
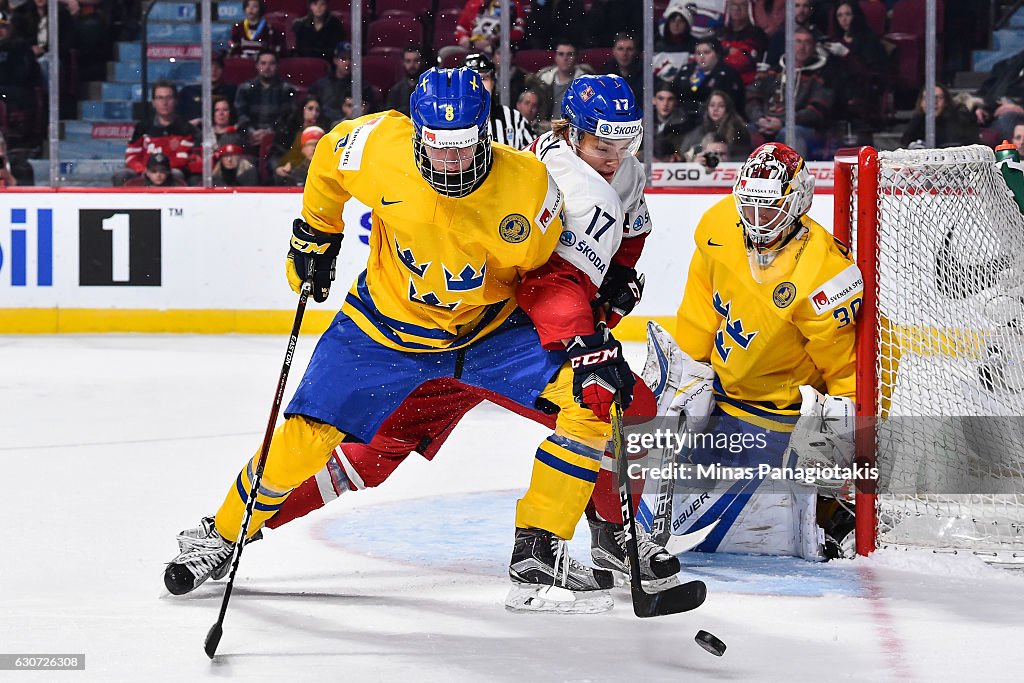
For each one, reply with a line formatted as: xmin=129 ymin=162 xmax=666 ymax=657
xmin=381 ymin=197 xmax=402 ymax=206
xmin=707 ymin=238 xmax=723 ymax=247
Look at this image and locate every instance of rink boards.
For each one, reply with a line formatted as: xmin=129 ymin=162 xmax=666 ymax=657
xmin=0 ymin=187 xmax=836 ymax=339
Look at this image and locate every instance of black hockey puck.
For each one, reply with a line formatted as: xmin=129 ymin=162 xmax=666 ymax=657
xmin=694 ymin=629 xmax=726 ymax=656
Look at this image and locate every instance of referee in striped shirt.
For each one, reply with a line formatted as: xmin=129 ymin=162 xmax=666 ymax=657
xmin=463 ymin=53 xmax=537 ymax=150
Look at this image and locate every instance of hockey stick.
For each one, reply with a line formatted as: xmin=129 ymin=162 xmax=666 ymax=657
xmin=204 ymin=277 xmax=313 ymax=659
xmin=611 ymin=394 xmax=707 ymax=618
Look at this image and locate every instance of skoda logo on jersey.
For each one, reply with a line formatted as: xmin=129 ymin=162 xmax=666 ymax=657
xmin=773 ymin=281 xmax=797 ymax=308
xmin=559 ymin=230 xmax=576 ymax=247
xmin=498 ymin=214 xmax=530 ymax=243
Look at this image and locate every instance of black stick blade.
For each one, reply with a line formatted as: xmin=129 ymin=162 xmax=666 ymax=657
xmin=204 ymin=622 xmax=223 ymax=659
xmin=631 ymin=579 xmax=707 ymax=618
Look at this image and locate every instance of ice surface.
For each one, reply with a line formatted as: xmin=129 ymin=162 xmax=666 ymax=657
xmin=2 ymin=335 xmax=1024 ymax=681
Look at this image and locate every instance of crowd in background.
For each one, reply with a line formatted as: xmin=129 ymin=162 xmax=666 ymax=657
xmin=2 ymin=0 xmax=1024 ymax=187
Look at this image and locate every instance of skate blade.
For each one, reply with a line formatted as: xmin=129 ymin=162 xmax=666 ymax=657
xmin=504 ymin=584 xmax=613 ymax=614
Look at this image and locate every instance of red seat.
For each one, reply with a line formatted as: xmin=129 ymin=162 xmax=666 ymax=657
xmin=859 ymin=0 xmax=887 ymax=35
xmin=376 ymin=0 xmax=432 ymax=20
xmin=277 ymin=57 xmax=330 ymax=87
xmin=222 ymin=56 xmax=257 ymax=85
xmin=579 ymin=48 xmax=613 ymax=70
xmin=264 ymin=11 xmax=295 ymax=53
xmin=890 ymin=0 xmax=943 ymax=35
xmin=361 ymin=53 xmax=405 ymax=94
xmin=513 ymin=49 xmax=553 ymax=73
xmin=333 ymin=0 xmax=374 ymax=19
xmin=366 ymin=16 xmax=424 ymax=50
xmin=366 ymin=46 xmax=405 ymax=60
xmin=436 ymin=0 xmax=464 ymax=10
xmin=432 ymin=9 xmax=461 ymax=50
xmin=265 ymin=0 xmax=307 ymax=15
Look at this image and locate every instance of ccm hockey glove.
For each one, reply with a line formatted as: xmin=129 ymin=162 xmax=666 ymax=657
xmin=566 ymin=326 xmax=635 ymax=422
xmin=596 ymin=263 xmax=645 ymax=328
xmin=286 ymin=219 xmax=343 ymax=303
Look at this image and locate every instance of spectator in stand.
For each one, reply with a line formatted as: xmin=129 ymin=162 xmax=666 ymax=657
xmin=384 ymin=47 xmax=423 ymax=116
xmin=229 ymin=0 xmax=284 ymax=60
xmin=179 ymin=54 xmax=237 ymax=127
xmin=678 ymin=89 xmax=752 ymax=160
xmin=463 ymin=52 xmax=534 ymax=148
xmin=721 ymin=0 xmax=768 ymax=85
xmin=212 ymin=141 xmax=260 ymax=187
xmin=653 ymin=1 xmax=697 ymax=85
xmin=516 ymin=88 xmax=542 ymax=135
xmin=601 ymin=33 xmax=644 ymax=101
xmin=750 ymin=0 xmax=786 ymax=38
xmin=117 ymin=80 xmax=199 ymax=186
xmin=1013 ymin=122 xmax=1024 ymax=157
xmin=766 ymin=0 xmax=822 ymax=66
xmin=292 ymin=0 xmax=345 ymax=63
xmin=234 ymin=48 xmax=297 ymax=149
xmin=971 ymin=47 xmax=1024 ymax=142
xmin=652 ymin=134 xmax=682 ymax=162
xmin=454 ymin=0 xmax=525 ymax=57
xmin=274 ymin=125 xmax=323 ymax=186
xmin=523 ymin=0 xmax=588 ymax=51
xmin=11 ymin=0 xmax=74 ymax=89
xmin=124 ymin=153 xmax=187 ymax=187
xmin=685 ymin=131 xmax=731 ymax=172
xmin=675 ymin=36 xmax=745 ymax=128
xmin=209 ymin=95 xmax=240 ymax=144
xmin=525 ymin=39 xmax=593 ymax=122
xmin=746 ymin=26 xmax=833 ymax=159
xmin=822 ymin=1 xmax=887 ymax=124
xmin=900 ymin=84 xmax=979 ymax=149
xmin=309 ymin=41 xmax=375 ymax=124
xmin=587 ymin=0 xmax=642 ymax=48
xmin=0 ymin=129 xmax=33 ymax=186
xmin=272 ymin=93 xmax=332 ymax=170
xmin=0 ymin=10 xmax=42 ymax=147
xmin=651 ymin=84 xmax=689 ymax=151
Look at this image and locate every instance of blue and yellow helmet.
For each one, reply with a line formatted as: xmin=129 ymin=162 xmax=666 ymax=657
xmin=410 ymin=67 xmax=492 ymax=197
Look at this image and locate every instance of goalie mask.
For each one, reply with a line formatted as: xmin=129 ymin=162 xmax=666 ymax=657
xmin=734 ymin=143 xmax=814 ymax=283
xmin=410 ymin=67 xmax=492 ymax=198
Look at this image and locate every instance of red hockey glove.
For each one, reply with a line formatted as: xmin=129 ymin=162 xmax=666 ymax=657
xmin=566 ymin=326 xmax=635 ymax=422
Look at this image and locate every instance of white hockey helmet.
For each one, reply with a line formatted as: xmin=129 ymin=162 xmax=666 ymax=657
xmin=733 ymin=142 xmax=814 ymax=281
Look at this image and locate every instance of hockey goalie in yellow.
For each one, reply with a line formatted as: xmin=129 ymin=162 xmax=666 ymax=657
xmin=665 ymin=142 xmax=863 ymax=561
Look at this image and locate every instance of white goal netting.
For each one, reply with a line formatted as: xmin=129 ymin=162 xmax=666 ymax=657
xmin=856 ymin=145 xmax=1024 ymax=564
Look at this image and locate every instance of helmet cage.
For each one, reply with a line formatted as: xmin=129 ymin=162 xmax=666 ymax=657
xmin=413 ymin=129 xmax=492 ymax=198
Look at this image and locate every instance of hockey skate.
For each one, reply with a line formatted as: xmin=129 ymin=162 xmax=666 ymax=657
xmin=506 ymin=527 xmax=615 ymax=614
xmin=589 ymin=517 xmax=681 ymax=590
xmin=164 ymin=516 xmax=244 ymax=595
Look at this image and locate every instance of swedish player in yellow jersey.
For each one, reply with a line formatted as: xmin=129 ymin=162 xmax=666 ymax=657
xmin=164 ymin=68 xmax=638 ymax=612
xmin=659 ymin=142 xmax=863 ymax=559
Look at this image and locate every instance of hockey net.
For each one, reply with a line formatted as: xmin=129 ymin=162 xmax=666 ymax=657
xmin=834 ymin=145 xmax=1024 ymax=565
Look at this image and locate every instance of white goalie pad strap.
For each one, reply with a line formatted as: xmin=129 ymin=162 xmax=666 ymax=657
xmin=314 ymin=468 xmax=341 ymax=503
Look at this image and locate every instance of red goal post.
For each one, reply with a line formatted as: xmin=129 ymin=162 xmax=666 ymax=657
xmin=833 ymin=145 xmax=1024 ymax=565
